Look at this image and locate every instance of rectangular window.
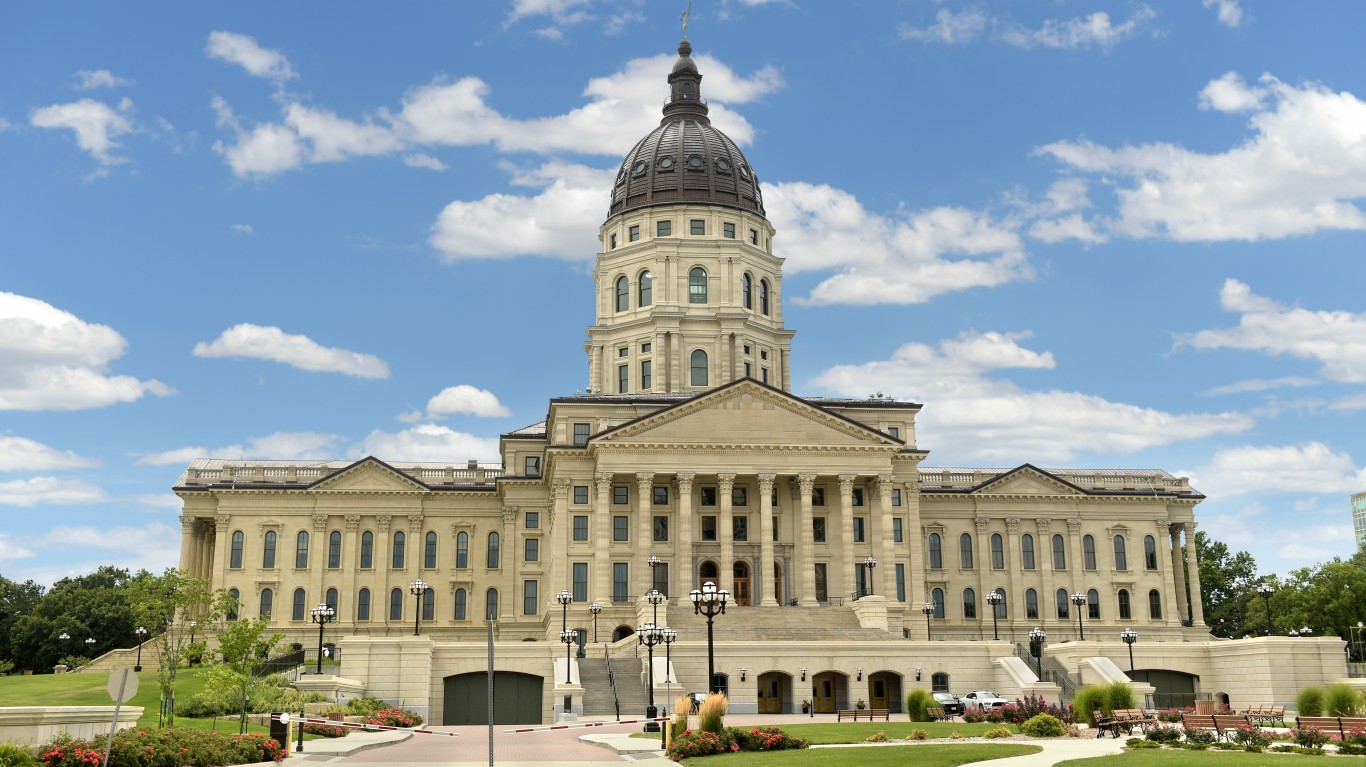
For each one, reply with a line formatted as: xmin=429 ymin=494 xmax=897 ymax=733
xmin=761 ymin=368 xmax=768 ymax=384
xmin=895 ymin=563 xmax=906 ymax=602
xmin=572 ymin=423 xmax=590 ymax=447
xmin=814 ymin=563 xmax=828 ymax=602
xmin=732 ymin=486 xmax=748 ymax=506
xmin=852 ymin=488 xmax=865 ymax=507
xmin=523 ymin=580 xmax=538 ymax=616
xmin=524 ymin=455 xmax=541 ymax=477
xmin=690 ymin=219 xmax=705 ymax=235
xmin=813 ymin=516 xmax=827 ymax=543
xmin=610 ymin=233 xmax=617 ymax=249
xmin=700 ymin=487 xmax=717 ymax=506
xmin=852 ymin=517 xmax=866 ymax=543
xmin=640 ymin=360 xmax=652 ymax=389
xmin=893 ymin=518 xmax=904 ymax=543
xmin=618 ymin=364 xmax=628 ymax=393
xmin=888 ymin=426 xmax=900 ymax=439
xmin=656 ymin=220 xmax=671 ymax=237
xmin=618 ymin=346 xmax=628 ymax=357
xmin=723 ymin=222 xmax=735 ymax=239
xmin=811 ymin=487 xmax=825 ymax=506
xmin=524 ymin=538 xmax=539 ymax=562
xmin=772 ymin=516 xmax=779 ymax=542
xmin=525 ymin=511 xmax=539 ymax=529
xmin=613 ymin=486 xmax=629 ymax=504
xmin=572 ymin=515 xmax=588 ymax=541
xmin=743 ymin=361 xmax=752 ymax=377
xmin=612 ymin=563 xmax=629 ymax=602
xmin=749 ymin=228 xmax=759 ymax=245
xmin=732 ymin=516 xmax=748 ymax=541
xmin=653 ymin=486 xmax=669 ymax=505
xmin=628 ymin=224 xmax=640 ymax=242
xmin=612 ymin=516 xmax=629 ymax=541
xmin=701 ymin=516 xmax=718 ymax=541
xmin=573 ymin=485 xmax=589 ymax=504
xmin=892 ymin=489 xmax=902 ymax=506
xmin=760 ymin=349 xmax=768 ymax=360
xmin=572 ymin=563 xmax=588 ymax=602
xmin=641 ymin=342 xmax=651 ymax=353
xmin=743 ymin=344 xmax=751 ymax=355
xmin=652 ymin=562 xmax=669 ymax=595
xmin=652 ymin=516 xmax=669 ymax=542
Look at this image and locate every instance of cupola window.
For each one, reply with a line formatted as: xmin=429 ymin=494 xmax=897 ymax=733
xmin=760 ymin=279 xmax=770 ymax=315
xmin=689 ymin=267 xmax=708 ymax=303
xmin=615 ymin=276 xmax=629 ymax=312
xmin=690 ymin=349 xmax=709 ymax=386
xmin=638 ymin=271 xmax=652 ymax=306
xmin=715 ymin=157 xmax=731 ymax=173
xmin=686 ymin=154 xmax=704 ymax=169
xmin=631 ymin=160 xmax=648 ymax=177
xmin=742 ymin=273 xmax=752 ymax=309
xmin=658 ymin=155 xmax=674 ymax=170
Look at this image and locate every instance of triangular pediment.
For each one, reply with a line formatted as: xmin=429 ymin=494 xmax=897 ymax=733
xmin=972 ymin=465 xmax=1086 ymax=496
xmin=309 ymin=457 xmax=428 ymax=493
xmin=597 ymin=380 xmax=897 ymax=448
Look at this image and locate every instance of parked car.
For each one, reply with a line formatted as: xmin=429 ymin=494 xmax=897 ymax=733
xmin=962 ymin=690 xmax=1008 ymax=710
xmin=932 ymin=691 xmax=964 ymax=716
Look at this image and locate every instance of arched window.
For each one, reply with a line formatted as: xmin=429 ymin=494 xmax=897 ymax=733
xmin=328 ymin=531 xmax=342 ymax=568
xmin=741 ymin=273 xmax=753 ymax=309
xmin=931 ymin=672 xmax=950 ymax=693
xmin=295 ymin=531 xmax=309 ymax=569
xmin=1148 ymin=589 xmax=1162 ymax=620
xmin=259 ymin=588 xmax=273 ymax=620
xmin=1144 ymin=535 xmax=1158 ymax=570
xmin=1025 ymin=588 xmax=1038 ymax=619
xmin=1082 ymin=534 xmax=1096 ymax=570
xmin=392 ymin=531 xmax=405 ymax=569
xmin=262 ymin=530 xmax=276 ymax=568
xmin=928 ymin=533 xmax=942 ymax=569
xmin=689 ymin=267 xmax=708 ymax=303
xmin=422 ymin=587 xmax=435 ymax=620
xmin=1021 ymin=534 xmax=1036 ymax=569
xmin=360 ymin=531 xmax=373 ymax=568
xmin=1118 ymin=589 xmax=1132 ymax=620
xmin=389 ymin=588 xmax=403 ymax=620
xmin=227 ymin=588 xmax=240 ymax=621
xmin=639 ymin=271 xmax=652 ymax=307
xmin=1113 ymin=535 xmax=1127 ymax=570
xmin=487 ymin=532 xmax=500 ymax=568
xmin=425 ymin=531 xmax=438 ymax=568
xmin=485 ymin=588 xmax=499 ymax=620
xmin=759 ymin=279 xmax=770 ymax=315
xmin=1087 ymin=588 xmax=1100 ymax=619
xmin=959 ymin=533 xmax=974 ymax=569
xmin=230 ymin=531 xmax=244 ymax=569
xmin=326 ymin=588 xmax=338 ymax=612
xmin=990 ymin=533 xmax=1004 ymax=569
xmin=931 ymin=587 xmax=945 ymax=618
xmin=963 ymin=588 xmax=977 ymax=619
xmin=1052 ymin=534 xmax=1066 ymax=569
xmin=456 ymin=532 xmax=469 ymax=568
xmin=993 ymin=587 xmax=1008 ymax=618
xmin=615 ymin=275 xmax=629 ymax=312
xmin=454 ymin=589 xmax=468 ymax=620
xmin=292 ymin=588 xmax=306 ymax=620
xmin=690 ymin=349 xmax=708 ymax=386
xmin=1056 ymin=588 xmax=1070 ymax=619
xmin=357 ymin=588 xmax=371 ymax=621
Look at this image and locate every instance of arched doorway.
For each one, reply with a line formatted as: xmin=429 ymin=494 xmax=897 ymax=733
xmin=699 ymin=560 xmax=719 ymax=588
xmin=443 ymin=671 xmax=542 ymax=725
xmin=733 ymin=561 xmax=751 ymax=606
xmin=812 ymin=671 xmax=848 ymax=713
xmin=868 ymin=671 xmax=903 ymax=712
xmin=757 ymin=671 xmax=791 ymax=714
xmin=612 ymin=625 xmax=634 ymax=642
xmin=773 ymin=562 xmax=784 ymax=604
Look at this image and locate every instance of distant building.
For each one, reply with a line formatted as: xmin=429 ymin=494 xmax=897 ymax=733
xmin=1354 ymin=491 xmax=1366 ymax=553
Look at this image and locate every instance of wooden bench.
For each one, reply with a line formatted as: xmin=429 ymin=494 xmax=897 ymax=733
xmin=1094 ymin=716 xmax=1127 ymax=738
xmin=1212 ymin=714 xmax=1251 ymax=740
xmin=1111 ymin=709 xmax=1157 ymax=733
xmin=1244 ymin=704 xmax=1285 ymax=726
xmin=1296 ymin=716 xmax=1366 ymax=740
xmin=927 ymin=706 xmax=952 ymax=722
xmin=1181 ymin=713 xmax=1218 ymax=739
xmin=837 ymin=707 xmax=890 ymax=722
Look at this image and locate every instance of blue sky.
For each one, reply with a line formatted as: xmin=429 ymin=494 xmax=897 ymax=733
xmin=3 ymin=0 xmax=1365 ymax=588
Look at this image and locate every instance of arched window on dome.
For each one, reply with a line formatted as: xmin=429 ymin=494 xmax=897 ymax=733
xmin=689 ymin=267 xmax=707 ymax=304
xmin=760 ymin=279 xmax=770 ymax=315
xmin=639 ymin=271 xmax=652 ymax=307
xmin=615 ymin=276 xmax=629 ymax=312
xmin=690 ymin=350 xmax=709 ymax=386
xmin=741 ymin=273 xmax=752 ymax=310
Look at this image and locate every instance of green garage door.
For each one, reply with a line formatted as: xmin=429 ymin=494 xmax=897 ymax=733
xmin=443 ymin=671 xmax=543 ymax=725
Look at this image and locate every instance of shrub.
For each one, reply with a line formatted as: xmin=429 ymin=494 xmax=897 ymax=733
xmin=1346 ymin=726 xmax=1366 ymax=747
xmin=984 ymin=727 xmax=1013 ymax=739
xmin=906 ymin=689 xmax=934 ymax=722
xmin=1326 ymin=683 xmax=1362 ymax=716
xmin=39 ymin=728 xmax=285 ymax=767
xmin=1104 ymin=682 xmax=1135 ymax=713
xmin=1007 ymin=695 xmax=1072 ymax=724
xmin=1291 ymin=726 xmax=1329 ymax=749
xmin=1155 ymin=708 xmax=1183 ymax=723
xmin=345 ymin=696 xmax=390 ymax=716
xmin=1072 ymin=685 xmax=1108 ymax=725
xmin=301 ymin=723 xmax=348 ymax=738
xmin=0 ymin=742 xmax=40 ymax=767
xmin=672 ymin=695 xmax=690 ymax=739
xmin=949 ymin=731 xmax=963 ymax=739
xmin=1145 ymin=725 xmax=1183 ymax=743
xmin=1183 ymin=727 xmax=1217 ymax=744
xmin=1128 ymin=739 xmax=1162 ymax=749
xmin=728 ymin=726 xmax=807 ymax=752
xmin=1230 ymin=723 xmax=1272 ymax=747
xmin=962 ymin=709 xmax=985 ymax=723
xmin=1020 ymin=713 xmax=1065 ymax=737
xmin=177 ymin=691 xmax=233 ymax=719
xmin=698 ymin=693 xmax=727 ymax=734
xmin=907 ymin=729 xmax=929 ymax=741
xmin=865 ymin=731 xmax=888 ymax=742
xmin=1297 ymin=686 xmax=1326 ymax=717
xmin=667 ymin=726 xmax=807 ymax=761
xmin=366 ymin=707 xmax=423 ymax=728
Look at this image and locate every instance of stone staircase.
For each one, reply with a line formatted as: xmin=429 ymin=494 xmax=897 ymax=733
xmin=579 ymin=653 xmax=648 ymax=718
xmin=661 ymin=602 xmax=903 ymax=643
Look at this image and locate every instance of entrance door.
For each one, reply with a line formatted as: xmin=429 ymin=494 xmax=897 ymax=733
xmin=443 ymin=671 xmax=543 ymax=725
xmin=699 ymin=560 xmax=719 ymax=590
xmin=813 ymin=671 xmax=844 ymax=713
xmin=869 ymin=671 xmax=902 ymax=712
xmin=733 ymin=562 xmax=751 ymax=606
xmin=773 ymin=562 xmax=783 ymax=604
xmin=757 ymin=672 xmax=786 ymax=714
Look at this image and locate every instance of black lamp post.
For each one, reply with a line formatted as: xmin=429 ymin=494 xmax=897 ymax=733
xmin=409 ymin=579 xmax=428 ymax=636
xmin=134 ymin=626 xmax=147 ymax=672
xmin=659 ymin=627 xmax=676 ymax=749
xmin=647 ymin=554 xmax=661 ymax=594
xmin=639 ymin=622 xmax=663 ymax=732
xmin=310 ymin=603 xmax=335 ymax=674
xmin=556 ymin=589 xmax=573 ymax=684
xmin=589 ymin=601 xmax=602 ymax=643
xmin=1120 ymin=627 xmax=1137 ymax=672
xmin=1028 ymin=627 xmax=1046 ymax=679
xmin=85 ymin=637 xmax=96 ymax=657
xmin=862 ymin=556 xmax=877 ymax=597
xmin=1071 ymin=592 xmax=1087 ymax=640
xmin=690 ymin=581 xmax=728 ymax=693
xmin=58 ymin=632 xmax=70 ymax=662
xmin=1257 ymin=583 xmax=1275 ymax=636
xmin=921 ymin=600 xmax=935 ymax=641
xmin=985 ymin=591 xmax=1003 ymax=641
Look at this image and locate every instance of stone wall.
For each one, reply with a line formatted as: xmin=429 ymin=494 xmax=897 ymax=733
xmin=0 ymin=706 xmax=142 ymax=747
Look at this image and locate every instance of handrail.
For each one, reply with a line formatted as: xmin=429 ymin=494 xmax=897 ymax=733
xmin=603 ymin=644 xmax=621 ymax=721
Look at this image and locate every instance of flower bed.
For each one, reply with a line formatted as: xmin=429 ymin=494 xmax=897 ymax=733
xmin=666 ymin=726 xmax=807 ymax=761
xmin=40 ymin=729 xmax=284 ymax=767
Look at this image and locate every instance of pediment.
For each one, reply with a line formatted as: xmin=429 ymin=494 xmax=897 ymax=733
xmin=309 ymin=458 xmax=428 ymax=493
xmin=972 ymin=466 xmax=1085 ymax=496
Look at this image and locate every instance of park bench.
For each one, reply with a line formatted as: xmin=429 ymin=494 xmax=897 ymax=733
xmin=1212 ymin=713 xmax=1251 ymax=740
xmin=1244 ymin=704 xmax=1285 ymax=726
xmin=926 ymin=706 xmax=951 ymax=722
xmin=1181 ymin=713 xmax=1218 ymax=740
xmin=837 ymin=707 xmax=890 ymax=722
xmin=1296 ymin=716 xmax=1366 ymax=740
xmin=1110 ymin=709 xmax=1157 ymax=733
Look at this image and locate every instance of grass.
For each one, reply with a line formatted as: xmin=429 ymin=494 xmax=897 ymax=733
xmin=635 ymin=721 xmax=1016 ymax=743
xmin=1054 ymin=750 xmax=1338 ymax=766
xmin=679 ymin=743 xmax=1040 ymax=766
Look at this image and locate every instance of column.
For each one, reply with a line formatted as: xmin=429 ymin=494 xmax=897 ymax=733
xmin=975 ymin=517 xmax=990 ymax=634
xmin=1037 ymin=518 xmax=1054 ymax=623
xmin=501 ymin=507 xmax=516 ymax=619
xmin=590 ymin=345 xmax=602 ymax=394
xmin=797 ymin=473 xmax=817 ymax=604
xmin=344 ymin=515 xmax=360 ymax=627
xmin=376 ymin=515 xmax=392 ymax=625
xmin=675 ymin=473 xmax=695 ymax=597
xmin=758 ymin=473 xmax=777 ymax=606
xmin=1183 ymin=522 xmax=1205 ymax=626
xmin=636 ymin=473 xmax=655 ymax=594
xmin=1169 ymin=524 xmax=1189 ymax=621
xmin=669 ymin=332 xmax=680 ymax=392
xmin=903 ymin=479 xmax=925 ymax=608
xmin=1003 ymin=517 xmax=1023 ymax=636
xmin=718 ymin=473 xmax=735 ymax=596
xmin=179 ymin=515 xmax=195 ymax=574
xmin=838 ymin=475 xmax=856 ymax=599
xmin=875 ymin=476 xmax=894 ymax=598
xmin=594 ymin=472 xmax=613 ymax=602
xmin=1156 ymin=519 xmax=1180 ymax=626
xmin=553 ymin=479 xmax=571 ymax=586
xmin=406 ymin=514 xmax=423 ymax=590
xmin=1067 ymin=519 xmax=1084 ymax=595
xmin=211 ymin=514 xmax=230 ymax=588
xmin=311 ymin=513 xmax=328 ymax=612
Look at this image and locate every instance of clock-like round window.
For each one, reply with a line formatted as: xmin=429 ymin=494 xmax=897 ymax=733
xmin=632 ymin=160 xmax=648 ymax=177
xmin=738 ymin=164 xmax=751 ymax=180
xmin=715 ymin=157 xmax=731 ymax=172
xmin=658 ymin=155 xmax=675 ymax=170
xmin=616 ymin=167 xmax=627 ymax=184
xmin=686 ymin=154 xmax=704 ymax=168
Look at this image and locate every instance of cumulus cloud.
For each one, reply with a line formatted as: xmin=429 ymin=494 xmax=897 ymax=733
xmin=30 ymin=522 xmax=182 ymax=578
xmin=0 ymin=291 xmax=172 ymax=411
xmin=423 ymin=385 xmax=511 ymax=418
xmin=358 ymin=424 xmax=500 ymax=463
xmin=1038 ymin=73 xmax=1366 ymax=242
xmin=403 ymin=153 xmax=447 ymax=171
xmin=1185 ymin=442 xmax=1366 ymax=499
xmin=1176 ymin=279 xmax=1366 ymax=383
xmin=0 ymin=533 xmax=35 ymax=564
xmin=1000 ymin=7 xmax=1157 ymax=50
xmin=192 ymin=324 xmax=391 ymax=379
xmin=30 ymin=98 xmax=134 ymax=166
xmin=1201 ymin=376 xmax=1319 ymax=396
xmin=812 ymin=331 xmax=1252 ymax=462
xmin=899 ymin=8 xmax=987 ymax=44
xmin=0 ymin=476 xmax=108 ymax=506
xmin=205 ymin=31 xmax=296 ymax=81
xmin=0 ymin=436 xmax=99 ymax=472
xmin=136 ymin=431 xmax=344 ymax=466
xmin=1203 ymin=0 xmax=1245 ymax=28
xmin=74 ymin=69 xmax=133 ymax=90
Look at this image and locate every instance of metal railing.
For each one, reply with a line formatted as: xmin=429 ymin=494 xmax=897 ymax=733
xmin=257 ymin=648 xmax=304 ymax=677
xmin=603 ymin=645 xmax=621 ymax=721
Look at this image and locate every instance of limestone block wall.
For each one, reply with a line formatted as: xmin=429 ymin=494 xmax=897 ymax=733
xmin=0 ymin=706 xmax=142 ymax=746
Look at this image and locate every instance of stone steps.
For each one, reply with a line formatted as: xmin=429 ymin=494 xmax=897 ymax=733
xmin=579 ymin=657 xmax=649 ymax=718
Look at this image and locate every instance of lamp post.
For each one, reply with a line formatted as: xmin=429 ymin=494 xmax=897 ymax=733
xmin=409 ymin=579 xmax=428 ymax=636
xmin=1257 ymin=583 xmax=1275 ymax=636
xmin=985 ymin=591 xmax=1003 ymax=641
xmin=134 ymin=626 xmax=147 ymax=672
xmin=1120 ymin=627 xmax=1137 ymax=672
xmin=862 ymin=556 xmax=877 ymax=597
xmin=85 ymin=637 xmax=96 ymax=657
xmin=556 ymin=590 xmax=573 ymax=684
xmin=1028 ymin=627 xmax=1046 ymax=679
xmin=647 ymin=554 xmax=661 ymax=594
xmin=1070 ymin=592 xmax=1087 ymax=641
xmin=58 ymin=632 xmax=70 ymax=658
xmin=1300 ymin=626 xmax=1313 ymax=636
xmin=310 ymin=603 xmax=336 ymax=674
xmin=659 ymin=627 xmax=676 ymax=749
xmin=189 ymin=620 xmax=197 ymax=643
xmin=921 ymin=601 xmax=935 ymax=641
xmin=638 ymin=622 xmax=663 ymax=732
xmin=589 ymin=602 xmax=602 ymax=643
xmin=690 ymin=581 xmax=728 ymax=693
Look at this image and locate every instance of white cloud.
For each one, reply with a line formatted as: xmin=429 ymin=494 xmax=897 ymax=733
xmin=424 ymin=385 xmax=511 ymax=418
xmin=0 ymin=291 xmax=172 ymax=411
xmin=0 ymin=533 xmax=35 ymax=564
xmin=283 ymin=102 xmax=405 ymax=163
xmin=403 ymin=153 xmax=447 ymax=171
xmin=136 ymin=431 xmax=344 ymax=466
xmin=30 ymin=98 xmax=134 ymax=166
xmin=0 ymin=436 xmax=99 ymax=472
xmin=1038 ymin=73 xmax=1366 ymax=242
xmin=1177 ymin=279 xmax=1366 ymax=384
xmin=899 ymin=8 xmax=987 ymax=45
xmin=193 ymin=324 xmax=390 ymax=379
xmin=508 ymin=0 xmax=591 ymax=24
xmin=1201 ymin=376 xmax=1319 ymax=396
xmin=1186 ymin=442 xmax=1366 ymax=499
xmin=28 ymin=522 xmax=182 ymax=580
xmin=231 ymin=223 xmax=254 ymax=235
xmin=205 ymin=31 xmax=296 ymax=81
xmin=74 ymin=69 xmax=133 ymax=90
xmin=1203 ymin=0 xmax=1244 ymax=28
xmin=1000 ymin=7 xmax=1158 ymax=50
xmin=1028 ymin=214 xmax=1105 ymax=244
xmin=0 ymin=118 xmax=11 ymax=133
xmin=812 ymin=331 xmax=1253 ymax=462
xmin=1199 ymin=72 xmax=1265 ymax=112
xmin=358 ymin=424 xmax=500 ymax=463
xmin=0 ymin=476 xmax=108 ymax=506
xmin=212 ymin=113 xmax=305 ymax=178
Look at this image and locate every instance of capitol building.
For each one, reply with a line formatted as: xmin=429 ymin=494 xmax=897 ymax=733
xmin=175 ymin=38 xmax=1344 ymax=725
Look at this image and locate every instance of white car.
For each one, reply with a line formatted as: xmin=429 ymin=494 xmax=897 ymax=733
xmin=962 ymin=690 xmax=1009 ymax=710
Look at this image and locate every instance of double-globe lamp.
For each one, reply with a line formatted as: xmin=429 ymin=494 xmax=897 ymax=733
xmin=690 ymin=581 xmax=728 ymax=693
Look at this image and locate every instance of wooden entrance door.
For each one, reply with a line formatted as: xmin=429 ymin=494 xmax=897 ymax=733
xmin=757 ymin=672 xmax=785 ymax=713
xmin=773 ymin=562 xmax=783 ymax=604
xmin=813 ymin=672 xmax=843 ymax=713
xmin=733 ymin=561 xmax=751 ymax=606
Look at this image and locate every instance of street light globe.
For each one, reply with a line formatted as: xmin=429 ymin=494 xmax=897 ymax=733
xmin=556 ymin=589 xmax=573 ymax=606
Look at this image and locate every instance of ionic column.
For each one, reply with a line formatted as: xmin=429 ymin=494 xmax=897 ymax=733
xmin=1169 ymin=524 xmax=1189 ymax=620
xmin=1184 ymin=522 xmax=1205 ymax=626
xmin=975 ymin=517 xmax=990 ymax=630
xmin=675 ymin=473 xmax=695 ymax=597
xmin=500 ymin=507 xmax=516 ymax=619
xmin=1067 ymin=519 xmax=1084 ymax=595
xmin=903 ymin=479 xmax=925 ymax=607
xmin=594 ymin=472 xmax=613 ymax=601
xmin=1156 ymin=519 xmax=1180 ymax=626
xmin=376 ymin=515 xmax=392 ymax=623
xmin=636 ymin=473 xmax=655 ymax=593
xmin=758 ymin=473 xmax=777 ymax=606
xmin=211 ymin=514 xmax=230 ymax=588
xmin=553 ymin=479 xmax=571 ymax=586
xmin=1037 ymin=518 xmax=1054 ymax=621
xmin=875 ymin=476 xmax=894 ymax=598
xmin=179 ymin=515 xmax=195 ymax=575
xmin=311 ymin=513 xmax=329 ymax=612
xmin=1004 ymin=518 xmax=1023 ymax=637
xmin=718 ymin=473 xmax=736 ymax=596
xmin=797 ymin=473 xmax=817 ymax=604
xmin=406 ymin=514 xmax=423 ymax=592
xmin=838 ymin=475 xmax=857 ymax=599
xmin=344 ymin=515 xmax=361 ymax=626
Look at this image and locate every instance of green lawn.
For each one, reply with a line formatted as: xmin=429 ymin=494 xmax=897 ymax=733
xmin=1054 ymin=750 xmax=1348 ymax=766
xmin=776 ymin=722 xmax=1016 ymax=744
xmin=680 ymin=743 xmax=1040 ymax=766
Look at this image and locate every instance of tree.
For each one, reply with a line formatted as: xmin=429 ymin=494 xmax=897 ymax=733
xmin=0 ymin=574 xmax=45 ymax=668
xmin=203 ymin=613 xmax=284 ymax=734
xmin=1193 ymin=531 xmax=1262 ymax=638
xmin=1275 ymin=551 xmax=1366 ymax=640
xmin=127 ymin=569 xmax=221 ymax=727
